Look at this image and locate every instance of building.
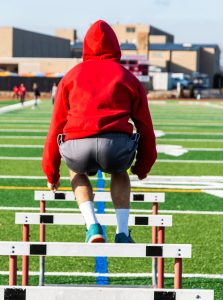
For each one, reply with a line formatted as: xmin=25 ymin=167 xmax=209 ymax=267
xmin=149 ymin=43 xmax=220 ymax=84
xmin=0 ymin=27 xmax=75 ymax=75
xmin=112 ymin=23 xmax=220 ymax=86
xmin=0 ymin=27 xmax=71 ymax=58
xmin=55 ymin=28 xmax=77 ymax=44
xmin=0 ymin=24 xmax=221 ymax=88
xmin=112 ymin=23 xmax=174 ymax=56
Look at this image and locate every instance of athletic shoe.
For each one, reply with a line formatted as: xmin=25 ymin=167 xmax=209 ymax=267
xmin=114 ymin=232 xmax=135 ymax=243
xmin=86 ymin=223 xmax=105 ymax=243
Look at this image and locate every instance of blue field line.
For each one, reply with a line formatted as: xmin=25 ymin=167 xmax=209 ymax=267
xmin=95 ymin=170 xmax=109 ymax=285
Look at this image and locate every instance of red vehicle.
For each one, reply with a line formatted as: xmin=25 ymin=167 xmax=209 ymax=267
xmin=120 ymin=56 xmax=149 ymax=83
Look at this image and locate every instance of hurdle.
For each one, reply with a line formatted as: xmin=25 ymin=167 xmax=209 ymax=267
xmin=0 ymin=286 xmax=214 ymax=300
xmin=16 ymin=212 xmax=172 ymax=287
xmin=34 ymin=191 xmax=165 ymax=287
xmin=0 ymin=241 xmax=191 ymax=290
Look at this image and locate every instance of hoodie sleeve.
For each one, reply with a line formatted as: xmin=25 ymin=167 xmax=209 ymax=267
xmin=42 ymin=80 xmax=69 ymax=183
xmin=130 ymin=82 xmax=157 ymax=179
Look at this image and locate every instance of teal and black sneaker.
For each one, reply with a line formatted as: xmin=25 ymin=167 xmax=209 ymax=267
xmin=86 ymin=223 xmax=105 ymax=243
xmin=114 ymin=232 xmax=135 ymax=243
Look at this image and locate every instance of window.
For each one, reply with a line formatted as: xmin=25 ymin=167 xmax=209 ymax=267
xmin=126 ymin=27 xmax=135 ymax=33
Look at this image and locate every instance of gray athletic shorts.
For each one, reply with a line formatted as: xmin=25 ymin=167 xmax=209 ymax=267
xmin=58 ymin=132 xmax=139 ymax=174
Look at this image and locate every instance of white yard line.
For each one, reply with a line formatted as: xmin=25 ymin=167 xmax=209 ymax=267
xmin=0 ymin=145 xmax=43 ymax=148
xmin=187 ymin=148 xmax=223 ymax=151
xmin=0 ymin=207 xmax=223 ymax=215
xmin=0 ymin=175 xmax=69 ymax=179
xmin=158 ymin=138 xmax=223 ymax=142
xmin=155 ymin=123 xmax=223 ymax=126
xmin=0 ymin=99 xmax=41 ymax=114
xmin=157 ymin=159 xmax=223 ymax=163
xmin=1 ymin=144 xmax=223 ymax=152
xmin=0 ymin=156 xmax=42 ymax=160
xmin=0 ymin=136 xmax=45 ymax=139
xmin=0 ymin=175 xmax=223 ymax=182
xmin=0 ymin=271 xmax=222 ymax=279
xmin=201 ymin=102 xmax=223 ymax=110
xmin=0 ymin=120 xmax=49 ymax=124
xmin=1 ymin=175 xmax=223 ymax=190
xmin=0 ymin=129 xmax=47 ymax=132
xmin=166 ymin=132 xmax=223 ymax=136
xmin=1 ymin=156 xmax=223 ymax=163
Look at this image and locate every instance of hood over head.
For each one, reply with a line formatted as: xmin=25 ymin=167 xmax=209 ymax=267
xmin=83 ymin=20 xmax=121 ymax=62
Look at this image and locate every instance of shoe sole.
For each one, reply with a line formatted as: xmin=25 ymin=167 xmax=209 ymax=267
xmin=88 ymin=234 xmax=105 ymax=243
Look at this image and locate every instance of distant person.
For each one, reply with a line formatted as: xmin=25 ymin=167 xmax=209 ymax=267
xmin=42 ymin=20 xmax=157 ymax=244
xmin=189 ymin=83 xmax=195 ymax=99
xmin=12 ymin=85 xmax=19 ymax=99
xmin=19 ymin=83 xmax=27 ymax=105
xmin=51 ymin=82 xmax=57 ymax=105
xmin=33 ymin=83 xmax=41 ymax=108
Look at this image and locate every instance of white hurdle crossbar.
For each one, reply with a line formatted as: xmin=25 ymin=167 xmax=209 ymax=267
xmin=0 ymin=242 xmax=192 ymax=257
xmin=16 ymin=212 xmax=171 ymax=287
xmin=0 ymin=241 xmax=191 ymax=289
xmin=34 ymin=191 xmax=165 ymax=288
xmin=34 ymin=191 xmax=165 ymax=203
xmin=15 ymin=213 xmax=172 ymax=227
xmin=0 ymin=286 xmax=214 ymax=300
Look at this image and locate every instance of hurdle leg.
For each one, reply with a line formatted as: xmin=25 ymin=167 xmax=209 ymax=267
xmin=22 ymin=224 xmax=29 ymax=286
xmin=151 ymin=202 xmax=158 ymax=287
xmin=174 ymin=258 xmax=182 ymax=289
xmin=157 ymin=226 xmax=165 ymax=288
xmin=9 ymin=255 xmax=17 ymax=285
xmin=39 ymin=200 xmax=46 ymax=286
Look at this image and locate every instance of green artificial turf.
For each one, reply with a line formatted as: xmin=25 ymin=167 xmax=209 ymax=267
xmin=0 ymin=99 xmax=223 ymax=299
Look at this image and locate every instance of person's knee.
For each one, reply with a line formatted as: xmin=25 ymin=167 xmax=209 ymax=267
xmin=70 ymin=171 xmax=87 ymax=183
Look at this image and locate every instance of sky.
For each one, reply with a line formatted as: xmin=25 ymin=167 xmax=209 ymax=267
xmin=0 ymin=0 xmax=222 ymax=60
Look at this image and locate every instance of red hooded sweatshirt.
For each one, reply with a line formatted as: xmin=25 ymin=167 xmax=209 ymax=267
xmin=42 ymin=20 xmax=157 ymax=183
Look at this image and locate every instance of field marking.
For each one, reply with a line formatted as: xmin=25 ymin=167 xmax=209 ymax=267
xmin=0 ymin=120 xmax=49 ymax=124
xmin=0 ymin=207 xmax=223 ymax=215
xmin=187 ymin=148 xmax=223 ymax=151
xmin=157 ymin=159 xmax=223 ymax=163
xmin=166 ymin=132 xmax=223 ymax=136
xmin=0 ymin=136 xmax=45 ymax=139
xmin=154 ymin=121 xmax=223 ymax=126
xmin=0 ymin=137 xmax=223 ymax=142
xmin=1 ymin=175 xmax=223 ymax=181
xmin=158 ymin=138 xmax=223 ymax=142
xmin=0 ymin=175 xmax=222 ymax=179
xmin=0 ymin=186 xmax=203 ymax=193
xmin=0 ymin=175 xmax=63 ymax=179
xmin=1 ymin=156 xmax=223 ymax=163
xmin=0 ymin=156 xmax=42 ymax=160
xmin=203 ymin=190 xmax=223 ymax=198
xmin=0 ymin=271 xmax=222 ymax=279
xmin=0 ymin=99 xmax=41 ymax=114
xmin=0 ymin=145 xmax=43 ymax=148
xmin=2 ymin=144 xmax=223 ymax=152
xmin=157 ymin=145 xmax=188 ymax=156
xmin=1 ymin=176 xmax=223 ymax=191
xmin=0 ymin=129 xmax=47 ymax=132
xmin=201 ymin=102 xmax=223 ymax=110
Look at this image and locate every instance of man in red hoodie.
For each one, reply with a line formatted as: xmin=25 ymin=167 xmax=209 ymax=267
xmin=42 ymin=20 xmax=157 ymax=243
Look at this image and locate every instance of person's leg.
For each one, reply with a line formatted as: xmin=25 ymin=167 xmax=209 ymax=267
xmin=110 ymin=171 xmax=132 ymax=240
xmin=70 ymin=170 xmax=104 ymax=242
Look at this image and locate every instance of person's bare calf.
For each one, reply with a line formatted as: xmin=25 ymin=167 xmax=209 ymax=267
xmin=110 ymin=171 xmax=130 ymax=208
xmin=69 ymin=170 xmax=104 ymax=243
xmin=70 ymin=170 xmax=93 ymax=206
